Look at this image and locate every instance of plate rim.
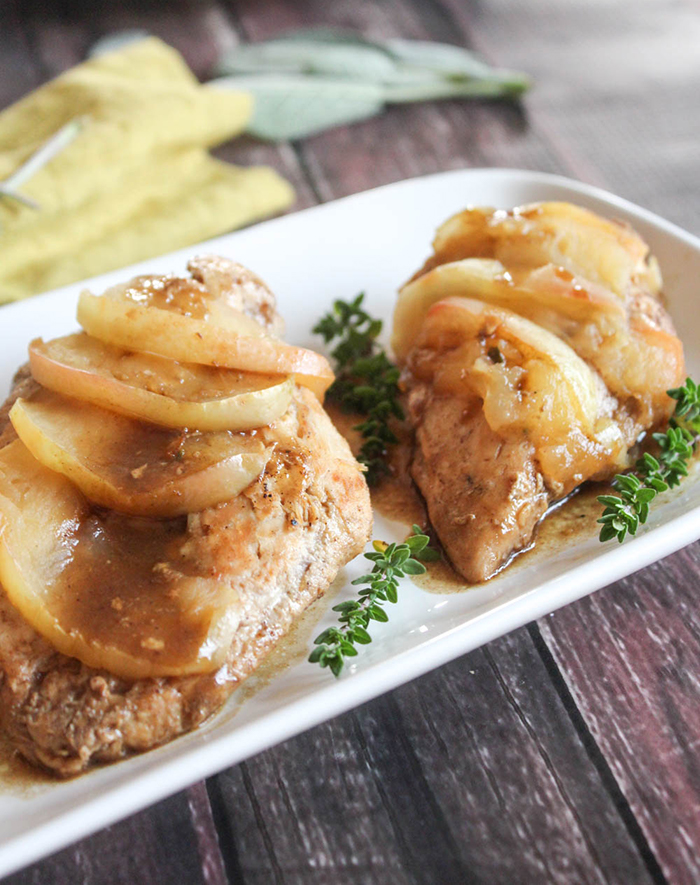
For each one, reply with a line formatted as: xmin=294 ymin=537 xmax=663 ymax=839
xmin=1 ymin=165 xmax=699 ymax=878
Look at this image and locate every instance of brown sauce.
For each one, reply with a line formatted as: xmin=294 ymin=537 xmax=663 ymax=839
xmin=330 ymin=397 xmax=620 ymax=595
xmin=326 ymin=404 xmax=425 ymax=527
xmin=0 ymin=736 xmax=53 ymax=794
xmin=122 ymin=275 xmax=211 ymax=318
xmin=54 ymin=510 xmax=217 ymax=671
xmin=369 ymin=437 xmax=426 ymax=527
xmin=505 ymin=483 xmax=610 ymax=579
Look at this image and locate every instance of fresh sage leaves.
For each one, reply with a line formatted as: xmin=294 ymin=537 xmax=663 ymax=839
xmin=211 ymin=75 xmax=385 ymax=142
xmin=216 ymin=36 xmax=397 ymax=80
xmin=212 ymin=28 xmax=530 ymax=142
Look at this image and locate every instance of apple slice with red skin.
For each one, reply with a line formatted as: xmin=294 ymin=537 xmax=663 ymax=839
xmin=10 ymin=388 xmax=271 ymax=517
xmin=29 ymin=333 xmax=294 ymax=432
xmin=77 ymin=288 xmax=334 ymax=399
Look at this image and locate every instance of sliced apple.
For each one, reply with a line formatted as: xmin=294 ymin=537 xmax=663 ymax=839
xmin=29 ymin=334 xmax=294 ymax=431
xmin=0 ymin=440 xmax=241 ymax=679
xmin=409 ymin=298 xmax=627 ymax=490
xmin=392 ymin=257 xmax=625 ymax=362
xmin=395 ymin=255 xmax=682 ymax=427
xmin=10 ymin=389 xmax=271 ymax=517
xmin=421 ymin=203 xmax=655 ymax=299
xmin=77 ymin=289 xmax=334 ymax=399
xmin=492 ymin=202 xmax=652 ymax=297
xmin=415 ymin=297 xmax=601 ymax=429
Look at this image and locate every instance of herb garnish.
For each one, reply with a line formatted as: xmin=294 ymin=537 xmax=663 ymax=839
xmin=314 ymin=293 xmax=402 ymax=484
xmin=309 ymin=525 xmax=440 ymax=676
xmin=213 ymin=30 xmax=530 ymax=142
xmin=598 ymin=378 xmax=700 ymax=542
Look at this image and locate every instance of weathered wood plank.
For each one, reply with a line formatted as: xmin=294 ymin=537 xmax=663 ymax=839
xmin=0 ymin=0 xmax=44 ymax=109
xmin=3 ymin=787 xmax=223 ymax=885
xmin=438 ymin=0 xmax=700 ymax=233
xmin=210 ymin=630 xmax=655 ymax=884
xmin=539 ymin=545 xmax=700 ymax=885
xmin=15 ymin=0 xmax=229 ymax=80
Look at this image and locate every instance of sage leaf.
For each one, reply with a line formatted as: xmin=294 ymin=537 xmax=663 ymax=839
xmin=210 ymin=75 xmax=384 ymax=141
xmin=217 ymin=38 xmax=396 ymax=81
xmin=384 ymin=72 xmax=530 ymax=103
xmin=89 ymin=30 xmax=150 ymax=57
xmin=384 ymin=38 xmax=495 ymax=79
xmin=271 ymin=27 xmax=387 ymax=49
xmin=212 ymin=29 xmax=530 ymax=141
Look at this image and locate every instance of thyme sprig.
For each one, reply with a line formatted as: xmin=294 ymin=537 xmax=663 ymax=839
xmin=314 ymin=293 xmax=402 ymax=484
xmin=309 ymin=526 xmax=440 ymax=676
xmin=598 ymin=377 xmax=700 ymax=543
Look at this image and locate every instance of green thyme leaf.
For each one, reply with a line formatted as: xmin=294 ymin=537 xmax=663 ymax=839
xmin=309 ymin=527 xmax=439 ymax=676
xmin=598 ymin=377 xmax=700 ymax=543
xmin=313 ymin=294 xmax=403 ymax=484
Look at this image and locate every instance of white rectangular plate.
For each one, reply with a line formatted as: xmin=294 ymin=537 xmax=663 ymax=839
xmin=1 ymin=168 xmax=700 ymax=878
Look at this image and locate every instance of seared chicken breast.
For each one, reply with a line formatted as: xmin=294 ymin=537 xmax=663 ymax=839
xmin=395 ymin=204 xmax=684 ymax=582
xmin=0 ymin=258 xmax=372 ymax=776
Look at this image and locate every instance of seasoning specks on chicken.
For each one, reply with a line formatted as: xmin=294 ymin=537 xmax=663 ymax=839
xmin=394 ymin=203 xmax=684 ymax=582
xmin=0 ymin=256 xmax=371 ymax=776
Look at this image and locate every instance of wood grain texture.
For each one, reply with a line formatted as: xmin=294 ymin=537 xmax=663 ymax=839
xmin=3 ymin=790 xmax=218 ymax=885
xmin=209 ymin=631 xmax=654 ymax=885
xmin=540 ymin=546 xmax=700 ymax=885
xmin=439 ymin=0 xmax=700 ymax=234
xmin=0 ymin=0 xmax=44 ymax=109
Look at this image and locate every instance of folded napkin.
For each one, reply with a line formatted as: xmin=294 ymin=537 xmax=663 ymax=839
xmin=0 ymin=38 xmax=294 ymax=303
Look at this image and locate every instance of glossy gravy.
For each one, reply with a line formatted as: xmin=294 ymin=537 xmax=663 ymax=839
xmin=54 ymin=510 xmax=215 ymax=670
xmin=0 ymin=736 xmax=53 ymax=793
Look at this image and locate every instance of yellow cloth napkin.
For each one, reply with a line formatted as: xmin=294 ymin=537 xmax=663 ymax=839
xmin=0 ymin=38 xmax=294 ymax=303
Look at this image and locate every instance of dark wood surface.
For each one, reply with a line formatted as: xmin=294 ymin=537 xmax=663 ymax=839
xmin=2 ymin=0 xmax=700 ymax=882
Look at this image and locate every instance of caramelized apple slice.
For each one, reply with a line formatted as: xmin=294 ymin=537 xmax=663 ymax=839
xmin=10 ymin=389 xmax=270 ymax=517
xmin=29 ymin=334 xmax=294 ymax=431
xmin=394 ymin=258 xmax=683 ymax=427
xmin=410 ymin=298 xmax=627 ymax=491
xmin=422 ymin=203 xmax=657 ymax=298
xmin=77 ymin=287 xmax=334 ymax=399
xmin=492 ymin=202 xmax=653 ymax=297
xmin=0 ymin=440 xmax=239 ymax=678
xmin=392 ymin=257 xmax=625 ymax=362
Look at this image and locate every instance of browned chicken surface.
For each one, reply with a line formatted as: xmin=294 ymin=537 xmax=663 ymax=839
xmin=395 ymin=203 xmax=685 ymax=582
xmin=0 ymin=258 xmax=372 ymax=777
xmin=408 ymin=389 xmax=548 ymax=581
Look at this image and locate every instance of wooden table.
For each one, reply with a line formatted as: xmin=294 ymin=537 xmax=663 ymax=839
xmin=2 ymin=0 xmax=700 ymax=882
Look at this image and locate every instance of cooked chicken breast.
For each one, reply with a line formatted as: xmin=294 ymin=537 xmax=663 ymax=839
xmin=0 ymin=260 xmax=372 ymax=777
xmin=408 ymin=387 xmax=548 ymax=580
xmin=396 ymin=204 xmax=684 ymax=582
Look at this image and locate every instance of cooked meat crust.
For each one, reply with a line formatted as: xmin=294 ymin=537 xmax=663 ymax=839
xmin=399 ymin=206 xmax=684 ymax=583
xmin=0 ymin=265 xmax=372 ymax=777
xmin=407 ymin=387 xmax=548 ymax=581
